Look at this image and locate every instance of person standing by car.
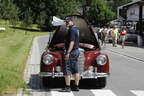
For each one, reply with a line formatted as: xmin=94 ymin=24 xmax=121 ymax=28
xmin=120 ymin=27 xmax=127 ymax=48
xmin=61 ymin=17 xmax=80 ymax=92
xmin=111 ymin=25 xmax=118 ymax=47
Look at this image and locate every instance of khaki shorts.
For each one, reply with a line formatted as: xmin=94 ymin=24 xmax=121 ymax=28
xmin=121 ymin=36 xmax=126 ymax=41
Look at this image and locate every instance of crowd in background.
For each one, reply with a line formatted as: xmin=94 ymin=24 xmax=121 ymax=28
xmin=94 ymin=25 xmax=127 ymax=48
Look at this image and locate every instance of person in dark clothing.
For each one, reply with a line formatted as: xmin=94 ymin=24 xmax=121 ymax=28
xmin=60 ymin=17 xmax=80 ymax=92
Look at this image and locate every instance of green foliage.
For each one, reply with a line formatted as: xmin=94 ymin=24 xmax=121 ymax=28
xmin=111 ymin=0 xmax=132 ymax=12
xmin=56 ymin=0 xmax=81 ymax=18
xmin=21 ymin=8 xmax=33 ymax=28
xmin=85 ymin=0 xmax=115 ymax=27
xmin=0 ymin=0 xmax=119 ymax=30
xmin=14 ymin=0 xmax=82 ymax=31
xmin=114 ymin=0 xmax=132 ymax=6
xmin=0 ymin=0 xmax=19 ymax=26
xmin=37 ymin=0 xmax=82 ymax=31
xmin=0 ymin=20 xmax=49 ymax=95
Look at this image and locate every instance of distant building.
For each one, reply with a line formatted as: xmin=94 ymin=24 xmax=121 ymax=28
xmin=118 ymin=0 xmax=144 ymax=21
xmin=117 ymin=0 xmax=144 ymax=38
xmin=117 ymin=0 xmax=144 ymax=31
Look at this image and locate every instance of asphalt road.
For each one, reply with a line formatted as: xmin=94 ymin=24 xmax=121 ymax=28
xmin=23 ymin=36 xmax=144 ymax=96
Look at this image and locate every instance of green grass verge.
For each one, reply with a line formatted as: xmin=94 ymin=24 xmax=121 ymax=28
xmin=0 ymin=20 xmax=49 ymax=94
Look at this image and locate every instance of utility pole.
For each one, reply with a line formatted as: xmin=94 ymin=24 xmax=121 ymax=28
xmin=139 ymin=5 xmax=143 ymax=37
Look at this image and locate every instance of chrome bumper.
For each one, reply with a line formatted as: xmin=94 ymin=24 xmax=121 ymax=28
xmin=39 ymin=71 xmax=110 ymax=79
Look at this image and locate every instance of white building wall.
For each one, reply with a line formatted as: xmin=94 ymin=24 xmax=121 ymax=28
xmin=127 ymin=4 xmax=144 ymax=21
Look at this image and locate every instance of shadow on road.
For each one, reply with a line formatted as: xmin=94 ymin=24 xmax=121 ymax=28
xmin=118 ymin=42 xmax=144 ymax=49
xmin=28 ymin=74 xmax=103 ymax=92
xmin=28 ymin=74 xmax=43 ymax=89
xmin=11 ymin=26 xmax=48 ymax=32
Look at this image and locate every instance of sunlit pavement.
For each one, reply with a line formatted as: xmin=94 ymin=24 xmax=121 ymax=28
xmin=15 ymin=36 xmax=144 ymax=96
xmin=101 ymin=43 xmax=144 ymax=62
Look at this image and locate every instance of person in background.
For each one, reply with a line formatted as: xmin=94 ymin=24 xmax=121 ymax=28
xmin=97 ymin=28 xmax=102 ymax=45
xmin=106 ymin=26 xmax=112 ymax=43
xmin=93 ymin=28 xmax=99 ymax=41
xmin=111 ymin=25 xmax=118 ymax=47
xmin=101 ymin=26 xmax=107 ymax=46
xmin=107 ymin=26 xmax=112 ymax=36
xmin=120 ymin=27 xmax=127 ymax=48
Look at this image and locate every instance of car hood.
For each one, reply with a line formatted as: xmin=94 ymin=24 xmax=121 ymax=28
xmin=48 ymin=15 xmax=99 ymax=48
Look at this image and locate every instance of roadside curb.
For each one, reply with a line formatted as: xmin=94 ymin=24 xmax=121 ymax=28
xmin=13 ymin=36 xmax=40 ymax=96
xmin=21 ymin=35 xmax=49 ymax=96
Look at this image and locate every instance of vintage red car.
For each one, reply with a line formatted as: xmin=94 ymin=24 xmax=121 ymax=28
xmin=39 ymin=15 xmax=110 ymax=88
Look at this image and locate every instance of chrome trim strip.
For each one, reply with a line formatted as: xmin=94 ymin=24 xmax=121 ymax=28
xmin=39 ymin=72 xmax=110 ymax=79
xmin=39 ymin=72 xmax=63 ymax=77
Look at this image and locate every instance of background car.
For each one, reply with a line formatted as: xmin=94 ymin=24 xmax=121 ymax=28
xmin=39 ymin=15 xmax=110 ymax=88
xmin=119 ymin=29 xmax=139 ymax=44
xmin=125 ymin=29 xmax=138 ymax=43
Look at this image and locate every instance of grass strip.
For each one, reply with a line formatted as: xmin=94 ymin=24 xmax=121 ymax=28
xmin=0 ymin=20 xmax=49 ymax=94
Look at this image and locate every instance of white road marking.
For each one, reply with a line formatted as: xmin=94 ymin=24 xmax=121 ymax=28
xmin=90 ymin=89 xmax=117 ymax=96
xmin=29 ymin=91 xmax=46 ymax=96
xmin=131 ymin=90 xmax=144 ymax=96
xmin=51 ymin=90 xmax=75 ymax=96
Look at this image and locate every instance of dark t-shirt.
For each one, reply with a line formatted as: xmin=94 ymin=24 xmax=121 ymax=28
xmin=65 ymin=25 xmax=79 ymax=51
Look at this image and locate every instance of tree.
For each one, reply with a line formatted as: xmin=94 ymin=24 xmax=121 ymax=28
xmin=21 ymin=8 xmax=33 ymax=34
xmin=85 ymin=0 xmax=115 ymax=27
xmin=111 ymin=0 xmax=132 ymax=12
xmin=0 ymin=0 xmax=84 ymax=31
xmin=56 ymin=0 xmax=81 ymax=18
xmin=37 ymin=0 xmax=82 ymax=31
xmin=0 ymin=0 xmax=19 ymax=26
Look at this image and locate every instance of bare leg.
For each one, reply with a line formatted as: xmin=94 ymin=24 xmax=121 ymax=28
xmin=123 ymin=40 xmax=125 ymax=47
xmin=122 ymin=40 xmax=125 ymax=48
xmin=122 ymin=40 xmax=124 ymax=48
xmin=64 ymin=75 xmax=71 ymax=86
xmin=60 ymin=75 xmax=71 ymax=92
xmin=74 ymin=73 xmax=80 ymax=86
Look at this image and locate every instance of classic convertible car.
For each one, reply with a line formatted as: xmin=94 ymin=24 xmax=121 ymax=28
xmin=39 ymin=15 xmax=110 ymax=88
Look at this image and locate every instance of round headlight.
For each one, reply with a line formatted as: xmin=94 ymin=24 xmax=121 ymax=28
xmin=43 ymin=54 xmax=53 ymax=65
xmin=96 ymin=55 xmax=107 ymax=66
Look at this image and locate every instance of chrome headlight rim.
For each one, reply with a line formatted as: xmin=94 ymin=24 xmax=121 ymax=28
xmin=96 ymin=55 xmax=107 ymax=66
xmin=42 ymin=54 xmax=53 ymax=65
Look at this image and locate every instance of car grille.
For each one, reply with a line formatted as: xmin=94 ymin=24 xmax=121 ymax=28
xmin=78 ymin=51 xmax=85 ymax=74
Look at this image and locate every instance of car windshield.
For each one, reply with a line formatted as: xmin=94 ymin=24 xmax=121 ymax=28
xmin=48 ymin=15 xmax=99 ymax=49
